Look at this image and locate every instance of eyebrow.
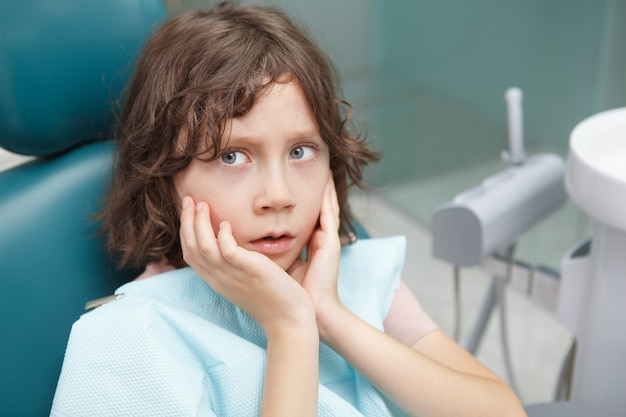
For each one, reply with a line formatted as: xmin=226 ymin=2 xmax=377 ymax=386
xmin=224 ymin=130 xmax=324 ymax=147
xmin=288 ymin=130 xmax=324 ymax=143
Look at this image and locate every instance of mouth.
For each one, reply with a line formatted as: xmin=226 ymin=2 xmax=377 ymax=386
xmin=251 ymin=233 xmax=293 ymax=255
xmin=262 ymin=235 xmax=283 ymax=240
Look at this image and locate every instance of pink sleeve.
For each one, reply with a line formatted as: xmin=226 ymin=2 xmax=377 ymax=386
xmin=383 ymin=280 xmax=439 ymax=346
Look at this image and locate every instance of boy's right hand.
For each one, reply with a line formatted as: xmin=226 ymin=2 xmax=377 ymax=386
xmin=179 ymin=196 xmax=317 ymax=338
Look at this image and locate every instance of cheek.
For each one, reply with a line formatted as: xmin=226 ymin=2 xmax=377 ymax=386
xmin=299 ymin=176 xmax=328 ymax=221
xmin=173 ymin=162 xmax=205 ymax=203
xmin=175 ymin=165 xmax=246 ymax=230
xmin=205 ymin=198 xmax=238 ymax=227
xmin=202 ymin=182 xmax=257 ymax=241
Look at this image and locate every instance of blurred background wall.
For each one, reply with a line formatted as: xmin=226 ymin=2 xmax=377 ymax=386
xmin=163 ymin=0 xmax=626 ymax=186
xmin=159 ymin=0 xmax=626 ymax=272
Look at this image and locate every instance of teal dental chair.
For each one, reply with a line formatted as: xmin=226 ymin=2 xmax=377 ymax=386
xmin=0 ymin=1 xmax=166 ymax=415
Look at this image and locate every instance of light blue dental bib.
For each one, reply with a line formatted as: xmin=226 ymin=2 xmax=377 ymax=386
xmin=51 ymin=236 xmax=407 ymax=417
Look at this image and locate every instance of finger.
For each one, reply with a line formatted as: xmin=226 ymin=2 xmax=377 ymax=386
xmin=179 ymin=196 xmax=199 ymax=262
xmin=217 ymin=221 xmax=258 ymax=270
xmin=193 ymin=201 xmax=220 ymax=260
xmin=216 ymin=220 xmax=247 ymax=266
xmin=319 ymin=175 xmax=340 ymax=231
xmin=328 ymin=174 xmax=340 ymax=221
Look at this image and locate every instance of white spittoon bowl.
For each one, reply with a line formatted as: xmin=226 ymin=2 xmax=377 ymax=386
xmin=566 ymin=107 xmax=626 ymax=232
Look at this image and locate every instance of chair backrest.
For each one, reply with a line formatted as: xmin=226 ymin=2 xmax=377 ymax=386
xmin=0 ymin=1 xmax=166 ymax=415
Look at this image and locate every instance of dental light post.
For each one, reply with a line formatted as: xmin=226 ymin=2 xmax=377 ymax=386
xmin=503 ymin=87 xmax=526 ymax=166
xmin=432 ymin=87 xmax=568 ymax=396
xmin=456 ymin=87 xmax=526 ymax=351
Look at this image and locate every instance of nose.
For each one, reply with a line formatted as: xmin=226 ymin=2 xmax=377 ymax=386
xmin=254 ymin=166 xmax=296 ymax=213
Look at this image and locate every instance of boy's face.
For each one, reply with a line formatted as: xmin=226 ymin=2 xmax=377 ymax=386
xmin=175 ymin=81 xmax=331 ymax=271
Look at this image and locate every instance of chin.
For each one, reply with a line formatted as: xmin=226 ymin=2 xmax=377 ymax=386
xmin=274 ymin=257 xmax=298 ymax=272
xmin=266 ymin=251 xmax=301 ymax=272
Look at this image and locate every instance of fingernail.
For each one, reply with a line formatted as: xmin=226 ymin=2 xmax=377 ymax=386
xmin=182 ymin=196 xmax=192 ymax=209
xmin=196 ymin=202 xmax=206 ymax=212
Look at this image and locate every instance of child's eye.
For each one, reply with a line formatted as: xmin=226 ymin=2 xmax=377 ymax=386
xmin=219 ymin=150 xmax=248 ymax=166
xmin=289 ymin=145 xmax=315 ymax=161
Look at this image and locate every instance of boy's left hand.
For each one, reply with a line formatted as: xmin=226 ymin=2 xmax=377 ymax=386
xmin=288 ymin=174 xmax=342 ymax=315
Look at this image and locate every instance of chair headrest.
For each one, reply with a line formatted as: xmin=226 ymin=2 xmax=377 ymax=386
xmin=0 ymin=0 xmax=167 ymax=156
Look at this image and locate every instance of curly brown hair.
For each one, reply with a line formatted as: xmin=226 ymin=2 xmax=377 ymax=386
xmin=101 ymin=2 xmax=379 ymax=269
